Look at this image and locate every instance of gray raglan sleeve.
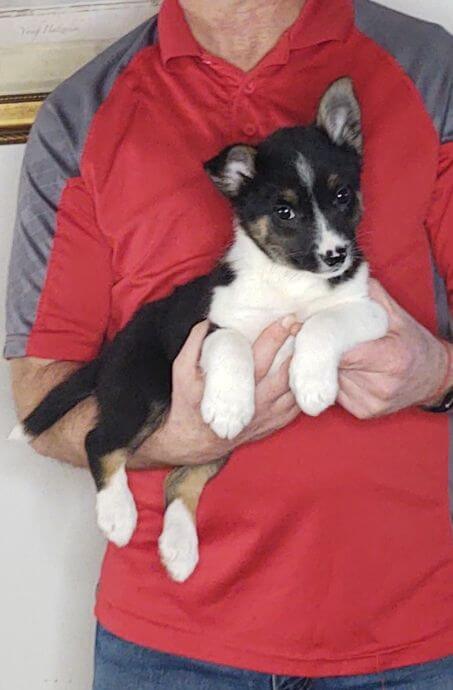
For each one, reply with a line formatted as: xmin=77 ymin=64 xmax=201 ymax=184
xmin=4 ymin=18 xmax=157 ymax=361
xmin=4 ymin=98 xmax=113 ymax=361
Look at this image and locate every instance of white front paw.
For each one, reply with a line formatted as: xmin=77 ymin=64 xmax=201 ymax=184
xmin=96 ymin=469 xmax=137 ymax=547
xmin=289 ymin=356 xmax=338 ymax=417
xmin=158 ymin=499 xmax=199 ymax=582
xmin=201 ymin=375 xmax=255 ymax=440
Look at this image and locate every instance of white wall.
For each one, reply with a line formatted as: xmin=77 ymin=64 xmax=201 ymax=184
xmin=0 ymin=147 xmax=105 ymax=688
xmin=0 ymin=3 xmax=452 ymax=689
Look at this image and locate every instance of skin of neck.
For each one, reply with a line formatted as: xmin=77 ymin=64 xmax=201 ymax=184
xmin=179 ymin=0 xmax=306 ymax=71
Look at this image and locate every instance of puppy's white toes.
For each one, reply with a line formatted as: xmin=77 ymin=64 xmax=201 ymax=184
xmin=8 ymin=423 xmax=32 ymax=443
xmin=96 ymin=469 xmax=137 ymax=547
xmin=201 ymin=383 xmax=255 ymax=440
xmin=159 ymin=499 xmax=199 ymax=582
xmin=290 ymin=360 xmax=338 ymax=417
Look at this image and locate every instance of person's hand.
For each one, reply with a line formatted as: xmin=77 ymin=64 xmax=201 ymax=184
xmin=132 ymin=318 xmax=300 ymax=468
xmin=337 ymin=279 xmax=450 ymax=419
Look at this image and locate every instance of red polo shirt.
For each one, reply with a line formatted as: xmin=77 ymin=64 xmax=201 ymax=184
xmin=6 ymin=0 xmax=453 ymax=677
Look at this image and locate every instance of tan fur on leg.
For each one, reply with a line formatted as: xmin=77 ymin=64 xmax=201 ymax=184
xmin=159 ymin=457 xmax=229 ymax=582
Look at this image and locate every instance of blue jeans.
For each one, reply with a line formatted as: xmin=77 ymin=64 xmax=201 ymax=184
xmin=93 ymin=625 xmax=453 ymax=689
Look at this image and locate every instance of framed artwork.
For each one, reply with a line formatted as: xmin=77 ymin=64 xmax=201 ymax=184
xmin=0 ymin=0 xmax=162 ymax=144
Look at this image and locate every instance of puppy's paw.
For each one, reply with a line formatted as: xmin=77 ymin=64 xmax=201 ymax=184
xmin=290 ymin=356 xmax=338 ymax=417
xmin=96 ymin=469 xmax=137 ymax=547
xmin=159 ymin=499 xmax=199 ymax=582
xmin=201 ymin=376 xmax=254 ymax=440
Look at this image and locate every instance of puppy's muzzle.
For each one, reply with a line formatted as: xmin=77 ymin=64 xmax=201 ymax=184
xmin=320 ymin=246 xmax=348 ymax=268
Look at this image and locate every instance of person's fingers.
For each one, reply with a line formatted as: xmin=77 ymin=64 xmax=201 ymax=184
xmin=256 ymin=357 xmax=292 ymax=402
xmin=338 ymin=369 xmax=361 ymax=397
xmin=272 ymin=405 xmax=300 ymax=432
xmin=340 ymin=335 xmax=395 ymax=371
xmin=174 ymin=321 xmax=209 ymax=370
xmin=336 ymin=387 xmax=361 ymax=417
xmin=368 ymin=278 xmax=405 ymax=331
xmin=253 ymin=316 xmax=298 ymax=381
xmin=272 ymin=390 xmax=298 ymax=414
xmin=337 ymin=371 xmax=381 ymax=419
xmin=337 ymin=387 xmax=381 ymax=420
xmin=173 ymin=321 xmax=209 ymax=397
xmin=368 ymin=278 xmax=393 ymax=304
xmin=283 ymin=405 xmax=300 ymax=424
xmin=249 ymin=406 xmax=300 ymax=442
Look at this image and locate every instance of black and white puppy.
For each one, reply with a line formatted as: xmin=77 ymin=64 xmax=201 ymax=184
xmin=13 ymin=78 xmax=388 ymax=582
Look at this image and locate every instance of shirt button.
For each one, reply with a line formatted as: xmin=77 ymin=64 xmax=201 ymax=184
xmin=244 ymin=81 xmax=256 ymax=94
xmin=243 ymin=123 xmax=257 ymax=137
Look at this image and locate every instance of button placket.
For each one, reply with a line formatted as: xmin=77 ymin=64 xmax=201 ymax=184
xmin=231 ymin=76 xmax=260 ymax=140
xmin=242 ymin=122 xmax=257 ymax=137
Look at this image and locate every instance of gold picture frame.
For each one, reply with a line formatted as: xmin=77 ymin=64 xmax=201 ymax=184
xmin=0 ymin=93 xmax=46 ymax=145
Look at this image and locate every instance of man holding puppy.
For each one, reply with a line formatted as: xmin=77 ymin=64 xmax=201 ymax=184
xmin=6 ymin=0 xmax=453 ymax=687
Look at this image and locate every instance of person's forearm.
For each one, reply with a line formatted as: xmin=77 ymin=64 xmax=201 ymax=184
xmin=11 ymin=357 xmax=173 ymax=470
xmin=32 ymin=396 xmax=97 ymax=468
xmin=11 ymin=358 xmax=96 ymax=468
xmin=10 ymin=318 xmax=298 ymax=471
xmin=129 ymin=425 xmax=176 ymax=469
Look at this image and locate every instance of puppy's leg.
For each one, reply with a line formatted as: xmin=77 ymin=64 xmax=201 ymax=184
xmin=159 ymin=457 xmax=228 ymax=582
xmin=87 ymin=401 xmax=169 ymax=548
xmin=85 ymin=429 xmax=137 ymax=547
xmin=200 ymin=328 xmax=255 ymax=440
xmin=88 ymin=335 xmax=172 ymax=545
xmin=290 ymin=298 xmax=388 ymax=416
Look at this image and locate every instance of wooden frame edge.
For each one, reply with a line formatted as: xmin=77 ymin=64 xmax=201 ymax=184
xmin=0 ymin=93 xmax=47 ymax=145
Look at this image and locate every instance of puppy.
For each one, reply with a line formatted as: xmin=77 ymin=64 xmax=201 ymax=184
xmin=14 ymin=78 xmax=388 ymax=582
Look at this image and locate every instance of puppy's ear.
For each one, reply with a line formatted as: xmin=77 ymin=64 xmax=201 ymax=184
xmin=316 ymin=78 xmax=362 ymax=154
xmin=204 ymin=144 xmax=257 ymax=197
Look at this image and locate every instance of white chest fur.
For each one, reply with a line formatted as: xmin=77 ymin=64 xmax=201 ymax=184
xmin=208 ymin=227 xmax=370 ymax=343
xmin=201 ymin=225 xmax=388 ymax=432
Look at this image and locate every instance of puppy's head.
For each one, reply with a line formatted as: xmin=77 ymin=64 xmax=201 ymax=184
xmin=205 ymin=78 xmax=363 ymax=279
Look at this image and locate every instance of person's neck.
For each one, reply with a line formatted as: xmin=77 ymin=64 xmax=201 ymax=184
xmin=179 ymin=0 xmax=306 ymax=72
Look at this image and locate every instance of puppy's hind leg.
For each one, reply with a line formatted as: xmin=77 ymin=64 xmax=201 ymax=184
xmin=86 ymin=429 xmax=137 ymax=548
xmin=159 ymin=457 xmax=228 ymax=582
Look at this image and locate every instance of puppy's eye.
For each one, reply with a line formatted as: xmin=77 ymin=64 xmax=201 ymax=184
xmin=334 ymin=186 xmax=353 ymax=208
xmin=274 ymin=205 xmax=295 ymax=221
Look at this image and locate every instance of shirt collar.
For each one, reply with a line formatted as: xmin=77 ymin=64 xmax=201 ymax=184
xmin=290 ymin=0 xmax=354 ymax=49
xmin=158 ymin=0 xmax=201 ymax=65
xmin=158 ymin=0 xmax=354 ymax=67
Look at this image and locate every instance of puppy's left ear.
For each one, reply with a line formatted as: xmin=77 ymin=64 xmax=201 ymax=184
xmin=204 ymin=144 xmax=257 ymax=197
xmin=317 ymin=78 xmax=362 ymax=154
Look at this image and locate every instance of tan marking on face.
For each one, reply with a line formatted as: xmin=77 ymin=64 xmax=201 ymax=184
xmin=281 ymin=189 xmax=298 ymax=205
xmin=328 ymin=174 xmax=341 ymax=189
xmin=351 ymin=191 xmax=363 ymax=225
xmin=249 ymin=215 xmax=271 ymax=245
xmin=165 ymin=457 xmax=228 ymax=517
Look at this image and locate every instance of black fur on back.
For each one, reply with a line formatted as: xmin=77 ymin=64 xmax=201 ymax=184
xmin=22 ymin=261 xmax=235 ymax=455
xmin=22 ymin=81 xmax=364 ymax=491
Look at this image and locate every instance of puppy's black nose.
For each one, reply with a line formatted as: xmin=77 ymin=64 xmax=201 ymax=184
xmin=321 ymin=247 xmax=347 ymax=268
